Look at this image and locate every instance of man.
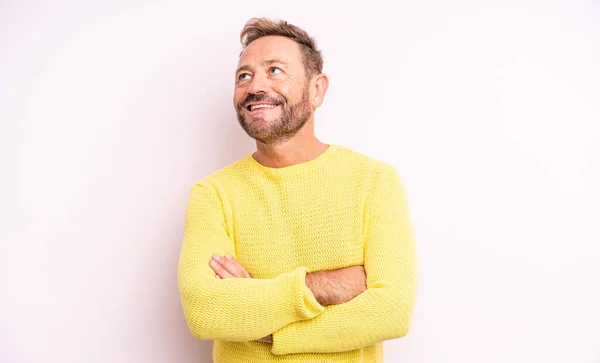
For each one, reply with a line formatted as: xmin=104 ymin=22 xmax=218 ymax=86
xmin=177 ymin=17 xmax=418 ymax=363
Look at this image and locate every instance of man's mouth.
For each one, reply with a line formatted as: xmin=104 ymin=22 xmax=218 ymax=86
xmin=246 ymin=103 xmax=278 ymax=111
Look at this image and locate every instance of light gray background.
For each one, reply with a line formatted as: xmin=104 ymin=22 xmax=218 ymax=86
xmin=1 ymin=0 xmax=599 ymax=362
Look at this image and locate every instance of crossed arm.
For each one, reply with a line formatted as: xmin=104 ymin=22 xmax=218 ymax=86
xmin=208 ymin=253 xmax=368 ymax=343
xmin=177 ymin=169 xmax=418 ymax=355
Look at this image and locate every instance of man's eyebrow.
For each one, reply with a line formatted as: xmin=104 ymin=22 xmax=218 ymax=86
xmin=262 ymin=58 xmax=290 ymax=67
xmin=236 ymin=58 xmax=290 ymax=74
xmin=236 ymin=64 xmax=253 ymax=74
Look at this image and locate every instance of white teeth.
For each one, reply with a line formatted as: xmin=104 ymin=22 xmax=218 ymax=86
xmin=250 ymin=104 xmax=276 ymax=111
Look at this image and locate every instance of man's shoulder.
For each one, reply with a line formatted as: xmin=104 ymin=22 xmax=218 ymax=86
xmin=189 ymin=153 xmax=252 ymax=190
xmin=334 ymin=145 xmax=397 ymax=176
xmin=188 ymin=145 xmax=399 ymax=190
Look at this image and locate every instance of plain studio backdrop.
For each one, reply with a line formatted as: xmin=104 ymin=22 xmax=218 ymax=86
xmin=1 ymin=0 xmax=599 ymax=362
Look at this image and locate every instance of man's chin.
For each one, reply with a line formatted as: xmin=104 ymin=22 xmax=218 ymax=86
xmin=247 ymin=109 xmax=281 ymax=121
xmin=238 ymin=117 xmax=270 ymax=136
xmin=242 ymin=114 xmax=279 ymax=129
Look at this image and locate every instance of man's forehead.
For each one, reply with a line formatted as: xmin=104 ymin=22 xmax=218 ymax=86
xmin=237 ymin=36 xmax=301 ymax=67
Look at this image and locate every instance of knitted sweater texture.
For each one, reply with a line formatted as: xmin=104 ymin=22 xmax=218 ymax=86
xmin=177 ymin=144 xmax=418 ymax=363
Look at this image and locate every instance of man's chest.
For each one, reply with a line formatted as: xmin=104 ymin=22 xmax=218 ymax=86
xmin=226 ymin=186 xmax=367 ymax=278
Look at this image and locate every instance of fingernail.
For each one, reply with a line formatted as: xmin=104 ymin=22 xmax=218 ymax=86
xmin=215 ymin=275 xmax=221 ymax=279
xmin=210 ymin=260 xmax=217 ymax=266
xmin=225 ymin=254 xmax=232 ymax=259
xmin=213 ymin=254 xmax=220 ymax=260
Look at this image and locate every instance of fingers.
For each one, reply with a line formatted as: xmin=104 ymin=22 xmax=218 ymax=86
xmin=209 ymin=254 xmax=252 ymax=279
xmin=256 ymin=335 xmax=273 ymax=344
xmin=209 ymin=255 xmax=235 ymax=279
xmin=223 ymin=254 xmax=252 ymax=278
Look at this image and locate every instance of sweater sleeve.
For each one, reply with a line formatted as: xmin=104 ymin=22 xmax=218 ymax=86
xmin=177 ymin=181 xmax=325 ymax=342
xmin=270 ymin=167 xmax=419 ymax=355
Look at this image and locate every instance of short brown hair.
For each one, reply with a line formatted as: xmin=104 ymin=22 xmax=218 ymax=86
xmin=239 ymin=17 xmax=324 ymax=78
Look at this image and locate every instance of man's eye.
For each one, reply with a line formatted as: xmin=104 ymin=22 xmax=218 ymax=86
xmin=269 ymin=67 xmax=282 ymax=75
xmin=238 ymin=73 xmax=251 ymax=81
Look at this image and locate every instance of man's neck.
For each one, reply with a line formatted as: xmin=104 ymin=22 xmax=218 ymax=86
xmin=253 ymin=135 xmax=329 ymax=169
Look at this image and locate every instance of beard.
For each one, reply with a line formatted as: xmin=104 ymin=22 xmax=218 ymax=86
xmin=236 ymin=86 xmax=312 ymax=145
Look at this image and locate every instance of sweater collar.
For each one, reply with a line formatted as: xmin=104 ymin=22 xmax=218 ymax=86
xmin=244 ymin=144 xmax=339 ymax=178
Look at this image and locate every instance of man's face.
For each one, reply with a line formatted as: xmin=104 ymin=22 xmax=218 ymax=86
xmin=233 ymin=36 xmax=313 ymax=144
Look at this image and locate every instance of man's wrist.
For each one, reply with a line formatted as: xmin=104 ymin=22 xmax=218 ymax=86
xmin=305 ymin=271 xmax=325 ymax=305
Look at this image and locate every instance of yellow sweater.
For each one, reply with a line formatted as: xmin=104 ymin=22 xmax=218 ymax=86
xmin=177 ymin=144 xmax=418 ymax=363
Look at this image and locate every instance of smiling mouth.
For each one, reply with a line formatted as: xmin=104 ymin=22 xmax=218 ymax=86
xmin=246 ymin=103 xmax=278 ymax=111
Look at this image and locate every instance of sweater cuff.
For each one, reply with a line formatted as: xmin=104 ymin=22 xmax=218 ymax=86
xmin=271 ymin=317 xmax=302 ymax=355
xmin=290 ymin=266 xmax=324 ymax=320
xmin=273 ymin=267 xmax=323 ymax=355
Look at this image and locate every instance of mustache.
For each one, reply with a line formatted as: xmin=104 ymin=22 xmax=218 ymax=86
xmin=240 ymin=93 xmax=285 ymax=109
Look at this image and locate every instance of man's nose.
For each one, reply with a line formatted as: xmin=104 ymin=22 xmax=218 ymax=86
xmin=247 ymin=73 xmax=270 ymax=94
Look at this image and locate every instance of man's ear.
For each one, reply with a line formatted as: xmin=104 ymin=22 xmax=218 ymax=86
xmin=310 ymin=73 xmax=329 ymax=108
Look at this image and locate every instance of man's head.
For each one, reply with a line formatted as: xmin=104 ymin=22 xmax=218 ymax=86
xmin=233 ymin=18 xmax=328 ymax=145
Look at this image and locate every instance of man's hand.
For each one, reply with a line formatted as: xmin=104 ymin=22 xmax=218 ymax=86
xmin=209 ymin=254 xmax=252 ymax=279
xmin=256 ymin=335 xmax=273 ymax=344
xmin=306 ymin=266 xmax=367 ymax=306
